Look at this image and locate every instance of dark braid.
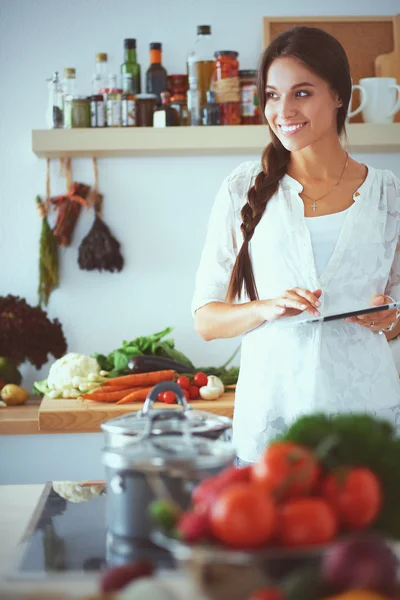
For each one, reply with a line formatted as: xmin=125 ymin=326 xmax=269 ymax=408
xmin=226 ymin=25 xmax=352 ymax=303
xmin=227 ymin=135 xmax=290 ymax=302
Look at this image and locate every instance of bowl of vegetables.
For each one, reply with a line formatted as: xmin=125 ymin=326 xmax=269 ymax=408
xmin=149 ymin=413 xmax=400 ymax=600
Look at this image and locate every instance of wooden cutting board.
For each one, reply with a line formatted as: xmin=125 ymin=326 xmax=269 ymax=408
xmin=375 ymin=14 xmax=400 ymax=83
xmin=38 ymin=390 xmax=235 ymax=433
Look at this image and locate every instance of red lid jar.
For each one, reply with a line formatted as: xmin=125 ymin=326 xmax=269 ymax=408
xmin=239 ymin=70 xmax=262 ymax=125
xmin=212 ymin=51 xmax=241 ymax=126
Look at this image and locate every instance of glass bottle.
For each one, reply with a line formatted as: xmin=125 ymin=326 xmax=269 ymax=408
xmin=153 ymin=91 xmax=179 ymax=127
xmin=93 ymin=53 xmax=108 ymax=94
xmin=121 ymin=38 xmax=141 ymax=95
xmin=202 ymin=90 xmax=221 ymax=125
xmin=46 ymin=71 xmax=63 ymax=128
xmin=62 ymin=68 xmax=77 ymax=128
xmin=106 ymin=74 xmax=122 ymax=127
xmin=187 ymin=25 xmax=215 ymax=125
xmin=146 ymin=42 xmax=168 ymax=106
xmin=121 ymin=73 xmax=136 ymax=127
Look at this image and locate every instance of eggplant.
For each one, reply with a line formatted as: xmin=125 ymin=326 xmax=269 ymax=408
xmin=127 ymin=355 xmax=195 ymax=374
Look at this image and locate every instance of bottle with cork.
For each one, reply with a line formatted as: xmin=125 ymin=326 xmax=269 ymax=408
xmin=146 ymin=43 xmax=168 ymax=106
xmin=187 ymin=25 xmax=215 ymax=125
xmin=121 ymin=38 xmax=141 ymax=95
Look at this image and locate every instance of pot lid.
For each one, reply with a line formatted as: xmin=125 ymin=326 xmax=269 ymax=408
xmin=102 ymin=432 xmax=235 ymax=474
xmin=101 ymin=381 xmax=231 ymax=436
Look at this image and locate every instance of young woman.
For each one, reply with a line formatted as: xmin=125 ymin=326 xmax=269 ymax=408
xmin=192 ymin=27 xmax=400 ymax=466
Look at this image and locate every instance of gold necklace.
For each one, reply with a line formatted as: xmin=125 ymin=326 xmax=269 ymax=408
xmin=300 ymin=152 xmax=349 ymax=212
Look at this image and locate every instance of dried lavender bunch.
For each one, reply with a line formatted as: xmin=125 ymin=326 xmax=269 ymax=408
xmin=0 ymin=295 xmax=67 ymax=368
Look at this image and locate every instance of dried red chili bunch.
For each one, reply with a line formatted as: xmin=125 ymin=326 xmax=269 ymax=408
xmin=0 ymin=295 xmax=67 ymax=368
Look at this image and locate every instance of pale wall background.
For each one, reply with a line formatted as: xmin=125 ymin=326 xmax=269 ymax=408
xmin=0 ymin=0 xmax=400 ymax=483
xmin=1 ymin=0 xmax=400 ymax=387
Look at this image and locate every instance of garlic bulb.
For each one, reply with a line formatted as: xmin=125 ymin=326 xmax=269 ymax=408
xmin=199 ymin=375 xmax=224 ymax=400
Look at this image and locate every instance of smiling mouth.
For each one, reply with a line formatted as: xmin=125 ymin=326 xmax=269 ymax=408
xmin=278 ymin=122 xmax=308 ymax=134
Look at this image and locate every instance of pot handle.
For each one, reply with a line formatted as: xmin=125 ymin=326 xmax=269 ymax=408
xmin=141 ymin=405 xmax=192 ymax=441
xmin=141 ymin=381 xmax=192 ymax=416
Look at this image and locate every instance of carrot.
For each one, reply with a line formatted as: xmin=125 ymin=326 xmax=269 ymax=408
xmin=81 ymin=388 xmax=141 ymax=402
xmin=116 ymin=386 xmax=155 ymax=405
xmin=103 ymin=370 xmax=176 ymax=388
xmin=95 ymin=385 xmax=136 ymax=393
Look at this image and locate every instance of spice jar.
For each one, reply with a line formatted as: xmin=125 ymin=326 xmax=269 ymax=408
xmin=212 ymin=51 xmax=241 ymax=126
xmin=135 ymin=93 xmax=157 ymax=127
xmin=64 ymin=96 xmax=91 ymax=128
xmin=239 ymin=70 xmax=261 ymax=125
xmin=168 ymin=74 xmax=189 ymax=125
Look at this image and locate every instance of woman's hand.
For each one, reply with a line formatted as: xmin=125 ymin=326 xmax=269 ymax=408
xmin=345 ymin=294 xmax=397 ymax=333
xmin=257 ymin=288 xmax=322 ymax=323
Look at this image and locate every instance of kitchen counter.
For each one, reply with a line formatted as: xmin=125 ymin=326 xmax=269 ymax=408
xmin=0 ymin=396 xmax=41 ymax=435
xmin=0 ymin=484 xmax=196 ymax=599
xmin=0 ymin=392 xmax=235 ymax=435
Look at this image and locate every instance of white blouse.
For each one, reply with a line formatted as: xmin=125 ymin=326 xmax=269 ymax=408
xmin=305 ymin=208 xmax=350 ymax=277
xmin=192 ymin=160 xmax=400 ymax=463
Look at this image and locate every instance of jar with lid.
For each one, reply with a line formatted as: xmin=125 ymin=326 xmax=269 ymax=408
xmin=239 ymin=70 xmax=261 ymax=125
xmin=168 ymin=74 xmax=189 ymax=125
xmin=212 ymin=51 xmax=241 ymax=125
xmin=64 ymin=96 xmax=91 ymax=128
xmin=135 ymin=93 xmax=157 ymax=126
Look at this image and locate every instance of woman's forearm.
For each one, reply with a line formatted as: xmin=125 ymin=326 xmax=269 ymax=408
xmin=194 ymin=301 xmax=265 ymax=341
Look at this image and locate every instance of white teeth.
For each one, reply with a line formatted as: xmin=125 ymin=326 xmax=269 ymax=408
xmin=280 ymin=123 xmax=306 ymax=133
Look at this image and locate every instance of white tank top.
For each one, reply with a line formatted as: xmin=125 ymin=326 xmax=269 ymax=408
xmin=305 ymin=207 xmax=351 ymax=277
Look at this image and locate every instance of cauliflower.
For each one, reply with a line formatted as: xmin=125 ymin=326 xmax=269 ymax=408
xmin=47 ymin=352 xmax=100 ymax=391
xmin=52 ymin=481 xmax=105 ymax=503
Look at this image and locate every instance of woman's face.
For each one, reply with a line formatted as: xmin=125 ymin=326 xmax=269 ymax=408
xmin=264 ymin=56 xmax=341 ymax=152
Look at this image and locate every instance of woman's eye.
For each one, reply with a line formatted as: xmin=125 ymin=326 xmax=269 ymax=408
xmin=266 ymin=92 xmax=278 ymax=100
xmin=296 ymin=90 xmax=310 ymax=97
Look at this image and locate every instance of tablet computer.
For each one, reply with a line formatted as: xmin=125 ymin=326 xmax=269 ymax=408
xmin=290 ymin=301 xmax=400 ymax=327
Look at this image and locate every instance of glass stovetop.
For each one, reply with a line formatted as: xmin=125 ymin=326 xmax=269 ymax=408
xmin=9 ymin=482 xmax=175 ymax=581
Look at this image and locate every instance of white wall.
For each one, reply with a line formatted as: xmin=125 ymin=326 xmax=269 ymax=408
xmin=1 ymin=0 xmax=400 ymax=390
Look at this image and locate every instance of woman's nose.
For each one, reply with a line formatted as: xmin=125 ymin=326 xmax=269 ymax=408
xmin=278 ymin=97 xmax=297 ymax=120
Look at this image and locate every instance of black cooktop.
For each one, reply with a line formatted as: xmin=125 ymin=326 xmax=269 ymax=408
xmin=9 ymin=482 xmax=175 ymax=581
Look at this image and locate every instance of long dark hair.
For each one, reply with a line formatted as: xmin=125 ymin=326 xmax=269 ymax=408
xmin=226 ymin=26 xmax=352 ymax=303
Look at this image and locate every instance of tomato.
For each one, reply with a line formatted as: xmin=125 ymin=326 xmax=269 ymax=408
xmin=160 ymin=391 xmax=176 ymax=404
xmin=176 ymin=376 xmax=191 ymax=390
xmin=183 ymin=389 xmax=190 ymax=401
xmin=193 ymin=372 xmax=208 ymax=388
xmin=251 ymin=441 xmax=320 ymax=499
xmin=218 ymin=465 xmax=252 ymax=486
xmin=279 ymin=497 xmax=337 ymax=547
xmin=157 ymin=392 xmax=164 ymax=403
xmin=188 ymin=385 xmax=200 ymax=400
xmin=321 ymin=467 xmax=382 ymax=530
xmin=249 ymin=588 xmax=283 ymax=600
xmin=210 ymin=483 xmax=277 ymax=548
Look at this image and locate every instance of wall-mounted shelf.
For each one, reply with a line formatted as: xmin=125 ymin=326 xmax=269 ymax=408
xmin=32 ymin=124 xmax=400 ymax=158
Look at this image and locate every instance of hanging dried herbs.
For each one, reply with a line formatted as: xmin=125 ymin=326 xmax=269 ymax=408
xmin=51 ymin=183 xmax=90 ymax=247
xmin=36 ymin=195 xmax=59 ymax=306
xmin=78 ymin=215 xmax=124 ymax=272
xmin=78 ymin=157 xmax=124 ymax=272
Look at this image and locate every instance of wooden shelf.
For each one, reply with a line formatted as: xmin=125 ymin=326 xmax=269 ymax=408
xmin=32 ymin=124 xmax=400 ymax=158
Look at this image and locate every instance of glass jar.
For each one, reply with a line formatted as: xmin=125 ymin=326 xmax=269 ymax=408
xmin=135 ymin=93 xmax=157 ymax=126
xmin=64 ymin=95 xmax=91 ymax=128
xmin=168 ymin=74 xmax=189 ymax=125
xmin=212 ymin=51 xmax=241 ymax=125
xmin=239 ymin=70 xmax=261 ymax=125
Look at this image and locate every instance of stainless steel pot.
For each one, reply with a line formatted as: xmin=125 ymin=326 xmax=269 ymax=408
xmin=102 ymin=384 xmax=236 ymax=545
xmin=101 ymin=381 xmax=232 ymax=448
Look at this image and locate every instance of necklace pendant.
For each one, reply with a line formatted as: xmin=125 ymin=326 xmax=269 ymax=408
xmin=312 ymin=201 xmax=317 ymax=212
